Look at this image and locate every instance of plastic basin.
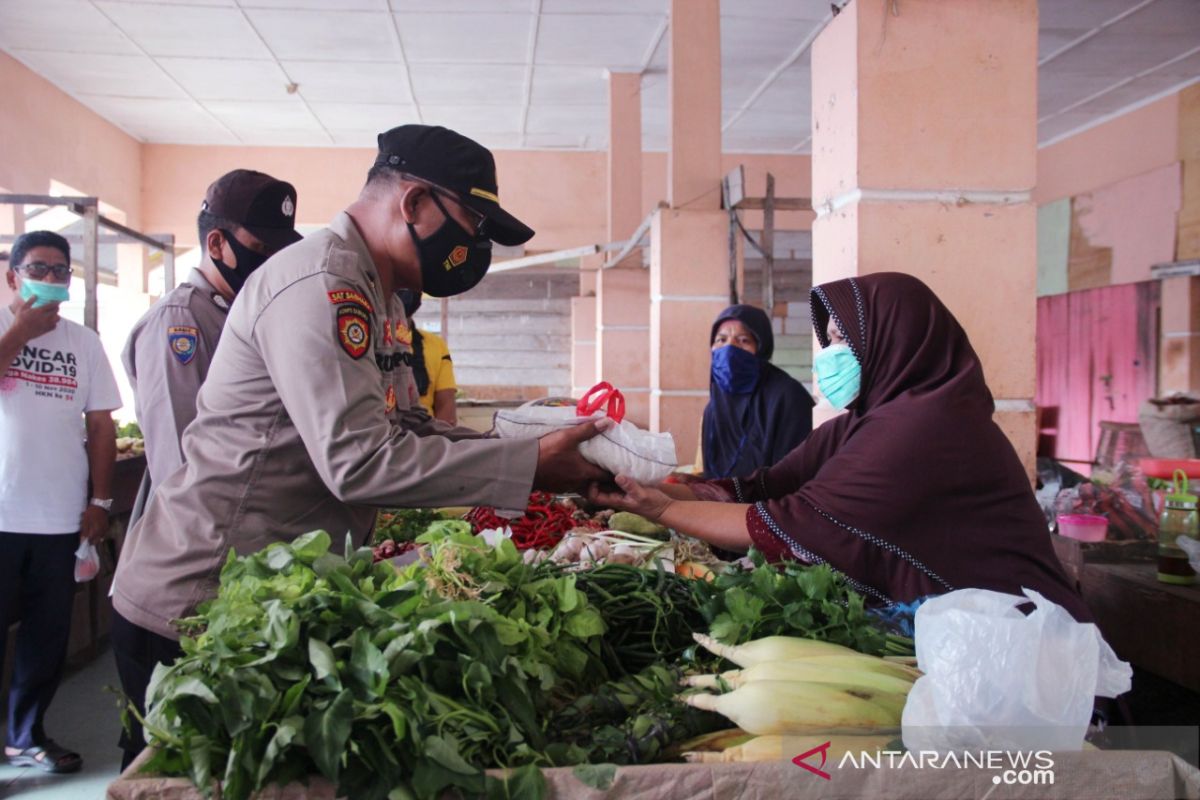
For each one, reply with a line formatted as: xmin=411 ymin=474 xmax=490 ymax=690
xmin=1057 ymin=514 xmax=1108 ymax=542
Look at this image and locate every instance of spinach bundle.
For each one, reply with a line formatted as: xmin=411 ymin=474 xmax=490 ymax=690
xmin=141 ymin=530 xmax=613 ymax=800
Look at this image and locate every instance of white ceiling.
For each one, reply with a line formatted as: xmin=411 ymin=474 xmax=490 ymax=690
xmin=1 ymin=0 xmax=1198 ymax=153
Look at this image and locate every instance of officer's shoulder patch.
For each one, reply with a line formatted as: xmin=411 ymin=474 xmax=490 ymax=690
xmin=327 ymin=289 xmax=374 ymax=314
xmin=336 ymin=304 xmax=371 ymax=360
xmin=167 ymin=326 xmax=199 ymax=365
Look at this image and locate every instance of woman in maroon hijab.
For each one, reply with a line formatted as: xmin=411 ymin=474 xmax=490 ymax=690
xmin=592 ymin=272 xmax=1091 ymax=621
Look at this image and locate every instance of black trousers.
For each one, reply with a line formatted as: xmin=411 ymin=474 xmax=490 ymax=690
xmin=111 ymin=608 xmax=182 ymax=771
xmin=0 ymin=531 xmax=78 ymax=750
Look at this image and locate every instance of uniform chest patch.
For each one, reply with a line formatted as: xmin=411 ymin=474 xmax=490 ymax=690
xmin=385 ymin=384 xmax=397 ymax=413
xmin=395 ymin=321 xmax=413 ymax=347
xmin=167 ymin=326 xmax=199 ymax=365
xmin=337 ymin=305 xmax=371 ymax=359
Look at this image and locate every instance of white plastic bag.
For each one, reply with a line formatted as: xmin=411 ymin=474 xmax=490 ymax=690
xmin=74 ymin=540 xmax=100 ymax=583
xmin=901 ymin=588 xmax=1131 ymax=753
xmin=492 ymin=384 xmax=677 ymax=484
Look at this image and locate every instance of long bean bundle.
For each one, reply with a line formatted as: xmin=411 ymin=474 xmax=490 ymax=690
xmin=564 ymin=562 xmax=707 ymax=674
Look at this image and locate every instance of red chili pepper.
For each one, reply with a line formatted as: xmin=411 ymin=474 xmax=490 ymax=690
xmin=466 ymin=492 xmax=589 ymax=550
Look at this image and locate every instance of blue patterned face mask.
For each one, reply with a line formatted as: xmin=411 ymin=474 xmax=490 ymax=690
xmin=813 ymin=343 xmax=861 ymax=409
xmin=19 ymin=279 xmax=70 ymax=308
xmin=711 ymin=344 xmax=760 ymax=394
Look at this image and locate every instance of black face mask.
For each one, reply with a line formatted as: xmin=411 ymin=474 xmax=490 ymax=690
xmin=407 ymin=193 xmax=491 ymax=298
xmin=397 ymin=288 xmax=422 ymax=318
xmin=213 ymin=229 xmax=270 ymax=294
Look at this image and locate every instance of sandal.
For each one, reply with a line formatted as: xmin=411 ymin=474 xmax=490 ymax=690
xmin=5 ymin=740 xmax=83 ymax=774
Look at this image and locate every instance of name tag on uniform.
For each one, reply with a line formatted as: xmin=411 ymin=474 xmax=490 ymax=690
xmin=167 ymin=326 xmax=199 ymax=365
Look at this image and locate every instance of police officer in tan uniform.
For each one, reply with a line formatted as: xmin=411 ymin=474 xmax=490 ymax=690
xmin=110 ymin=125 xmax=610 ymax=768
xmin=121 ymin=170 xmax=302 ymax=525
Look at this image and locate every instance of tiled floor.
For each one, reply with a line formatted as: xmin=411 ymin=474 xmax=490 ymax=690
xmin=1 ymin=647 xmax=123 ymax=799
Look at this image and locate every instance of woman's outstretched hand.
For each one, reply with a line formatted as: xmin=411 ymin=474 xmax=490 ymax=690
xmin=586 ymin=474 xmax=673 ymax=522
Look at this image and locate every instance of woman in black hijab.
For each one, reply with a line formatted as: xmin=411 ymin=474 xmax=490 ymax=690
xmin=701 ymin=304 xmax=814 ymax=478
xmin=595 ymin=275 xmax=1090 ymax=621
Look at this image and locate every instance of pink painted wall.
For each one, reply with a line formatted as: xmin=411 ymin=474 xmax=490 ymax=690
xmin=141 ymin=144 xmax=609 ymax=251
xmin=641 ymin=152 xmax=815 ymax=233
xmin=140 ymin=145 xmax=815 ymax=252
xmin=0 ymin=52 xmax=143 ymax=226
xmin=1073 ymin=162 xmax=1182 ymax=285
xmin=1036 ymin=94 xmax=1180 ymax=205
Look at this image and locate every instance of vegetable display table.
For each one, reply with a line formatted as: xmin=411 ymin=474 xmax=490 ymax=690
xmin=107 ymin=750 xmax=1200 ymax=800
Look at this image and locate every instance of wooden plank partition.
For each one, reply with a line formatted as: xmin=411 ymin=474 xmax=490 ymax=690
xmin=1036 ymin=281 xmax=1160 ymax=466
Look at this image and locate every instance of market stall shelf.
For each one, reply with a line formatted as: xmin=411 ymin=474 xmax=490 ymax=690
xmin=1081 ymin=562 xmax=1200 ymax=694
xmin=1051 ymin=533 xmax=1156 ymax=591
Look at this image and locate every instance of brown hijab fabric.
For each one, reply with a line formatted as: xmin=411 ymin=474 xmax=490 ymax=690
xmin=728 ymin=272 xmax=1090 ymax=621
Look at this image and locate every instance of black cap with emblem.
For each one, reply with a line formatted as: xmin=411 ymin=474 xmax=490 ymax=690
xmin=374 ymin=125 xmax=535 ymax=247
xmin=201 ymin=169 xmax=302 ymax=251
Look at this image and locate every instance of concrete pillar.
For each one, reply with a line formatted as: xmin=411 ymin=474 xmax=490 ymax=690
xmin=811 ymin=0 xmax=1039 ymax=475
xmin=649 ymin=0 xmax=727 ymax=465
xmin=597 ymin=72 xmax=650 ymax=425
xmin=667 ymin=0 xmax=722 ymax=212
xmin=1162 ymin=83 xmax=1200 ymax=395
xmin=0 ymin=199 xmax=21 ymax=307
xmin=570 ymin=254 xmax=600 ymax=397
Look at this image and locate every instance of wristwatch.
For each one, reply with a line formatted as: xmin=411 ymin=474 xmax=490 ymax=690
xmin=89 ymin=497 xmax=114 ymax=512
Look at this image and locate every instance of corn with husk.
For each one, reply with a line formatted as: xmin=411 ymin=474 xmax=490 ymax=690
xmin=678 ymin=633 xmax=916 ymax=750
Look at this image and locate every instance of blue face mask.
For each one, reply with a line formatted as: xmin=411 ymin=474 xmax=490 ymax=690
xmin=814 ymin=343 xmax=861 ymax=409
xmin=711 ymin=345 xmax=760 ymax=394
xmin=19 ymin=279 xmax=70 ymax=308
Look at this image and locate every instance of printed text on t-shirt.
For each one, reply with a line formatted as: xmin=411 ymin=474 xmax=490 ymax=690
xmin=8 ymin=345 xmax=79 ymax=400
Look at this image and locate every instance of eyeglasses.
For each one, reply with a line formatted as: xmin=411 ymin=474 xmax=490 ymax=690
xmin=431 ymin=189 xmax=488 ymax=239
xmin=16 ymin=262 xmax=72 ymax=281
xmin=394 ymin=171 xmax=489 ymax=238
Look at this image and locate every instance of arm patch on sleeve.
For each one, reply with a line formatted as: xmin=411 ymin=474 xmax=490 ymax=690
xmin=167 ymin=326 xmax=199 ymax=365
xmin=336 ymin=304 xmax=371 ymax=359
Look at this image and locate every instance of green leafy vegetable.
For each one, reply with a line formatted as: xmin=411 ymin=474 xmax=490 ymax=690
xmin=695 ymin=550 xmax=907 ymax=656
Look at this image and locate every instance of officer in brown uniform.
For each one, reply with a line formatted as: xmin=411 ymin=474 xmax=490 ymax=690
xmin=110 ymin=125 xmax=610 ymax=769
xmin=121 ymin=170 xmax=302 ymax=524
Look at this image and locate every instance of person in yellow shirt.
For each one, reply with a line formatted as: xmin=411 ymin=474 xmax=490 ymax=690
xmin=400 ymin=289 xmax=458 ymax=425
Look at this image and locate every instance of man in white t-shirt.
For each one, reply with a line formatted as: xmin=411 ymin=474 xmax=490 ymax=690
xmin=0 ymin=231 xmax=121 ymax=775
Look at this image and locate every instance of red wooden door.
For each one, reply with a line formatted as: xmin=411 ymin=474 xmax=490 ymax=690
xmin=1036 ymin=282 xmax=1160 ymax=467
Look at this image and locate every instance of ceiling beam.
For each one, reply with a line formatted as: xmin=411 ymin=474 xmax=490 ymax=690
xmin=721 ymin=10 xmax=833 ymax=135
xmin=1038 ymin=43 xmax=1200 ymax=124
xmin=386 ymin=0 xmax=423 ymax=122
xmin=1038 ymin=0 xmax=1160 ymax=67
xmin=519 ymin=0 xmax=543 ymax=147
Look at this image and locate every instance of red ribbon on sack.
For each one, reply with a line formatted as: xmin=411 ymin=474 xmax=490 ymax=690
xmin=575 ymin=381 xmax=626 ymax=424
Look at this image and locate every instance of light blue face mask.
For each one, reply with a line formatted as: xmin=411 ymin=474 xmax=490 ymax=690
xmin=19 ymin=278 xmax=70 ymax=308
xmin=813 ymin=343 xmax=861 ymax=410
